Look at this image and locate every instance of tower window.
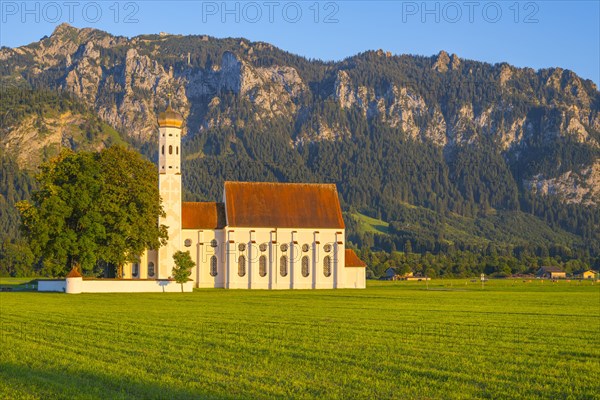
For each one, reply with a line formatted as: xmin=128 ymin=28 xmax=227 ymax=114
xmin=259 ymin=255 xmax=267 ymax=277
xmin=161 ymin=145 xmax=164 ymax=155
xmin=169 ymin=145 xmax=173 ymax=155
xmin=176 ymin=146 xmax=179 ymax=155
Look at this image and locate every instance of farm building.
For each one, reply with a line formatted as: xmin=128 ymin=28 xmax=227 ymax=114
xmin=579 ymin=270 xmax=597 ymax=279
xmin=381 ymin=268 xmax=429 ymax=281
xmin=382 ymin=267 xmax=401 ymax=280
xmin=536 ymin=266 xmax=566 ymax=279
xmin=120 ymin=104 xmax=366 ymax=290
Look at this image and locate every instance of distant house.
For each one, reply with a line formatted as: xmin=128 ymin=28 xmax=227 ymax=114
xmin=536 ymin=266 xmax=566 ymax=279
xmin=580 ymin=270 xmax=598 ymax=280
xmin=383 ymin=267 xmax=400 ymax=281
xmin=382 ymin=268 xmax=429 ymax=281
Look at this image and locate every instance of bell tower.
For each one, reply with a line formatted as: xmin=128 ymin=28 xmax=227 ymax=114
xmin=157 ymin=104 xmax=183 ymax=278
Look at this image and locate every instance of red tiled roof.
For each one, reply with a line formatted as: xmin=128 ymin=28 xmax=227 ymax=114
xmin=66 ymin=268 xmax=82 ymax=278
xmin=182 ymin=202 xmax=226 ymax=229
xmin=345 ymin=249 xmax=366 ymax=268
xmin=224 ymin=181 xmax=345 ymax=229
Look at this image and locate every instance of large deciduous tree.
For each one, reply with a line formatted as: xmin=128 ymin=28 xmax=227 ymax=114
xmin=97 ymin=146 xmax=168 ymax=275
xmin=17 ymin=147 xmax=167 ymax=276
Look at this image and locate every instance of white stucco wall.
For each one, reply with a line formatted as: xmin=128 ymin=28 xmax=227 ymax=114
xmin=38 ymin=279 xmax=193 ymax=293
xmin=344 ymin=267 xmax=367 ymax=289
xmin=222 ymin=227 xmax=345 ymax=289
xmin=181 ymin=229 xmax=226 ymax=288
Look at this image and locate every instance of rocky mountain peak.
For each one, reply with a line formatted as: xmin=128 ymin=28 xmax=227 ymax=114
xmin=432 ymin=51 xmax=460 ymax=73
xmin=51 ymin=22 xmax=77 ymax=37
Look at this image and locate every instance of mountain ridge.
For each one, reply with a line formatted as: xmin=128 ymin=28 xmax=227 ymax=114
xmin=1 ymin=24 xmax=599 ymax=267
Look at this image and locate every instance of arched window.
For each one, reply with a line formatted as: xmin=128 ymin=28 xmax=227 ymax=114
xmin=238 ymin=255 xmax=246 ymax=277
xmin=132 ymin=263 xmax=139 ymax=278
xmin=169 ymin=145 xmax=173 ymax=155
xmin=210 ymin=255 xmax=218 ymax=277
xmin=301 ymin=256 xmax=310 ymax=277
xmin=176 ymin=146 xmax=179 ymax=155
xmin=280 ymin=255 xmax=288 ymax=277
xmin=148 ymin=262 xmax=155 ymax=278
xmin=323 ymin=256 xmax=332 ymax=277
xmin=161 ymin=145 xmax=164 ymax=155
xmin=259 ymin=255 xmax=267 ymax=277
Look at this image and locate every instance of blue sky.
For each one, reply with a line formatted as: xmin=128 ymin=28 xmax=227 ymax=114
xmin=1 ymin=1 xmax=598 ymax=86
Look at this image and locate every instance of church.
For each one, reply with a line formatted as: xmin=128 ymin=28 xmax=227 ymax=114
xmin=123 ymin=105 xmax=366 ymax=289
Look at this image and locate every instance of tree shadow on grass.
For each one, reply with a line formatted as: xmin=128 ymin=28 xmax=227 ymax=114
xmin=0 ymin=361 xmax=238 ymax=400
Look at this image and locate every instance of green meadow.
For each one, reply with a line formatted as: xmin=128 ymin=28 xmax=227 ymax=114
xmin=0 ymin=280 xmax=598 ymax=399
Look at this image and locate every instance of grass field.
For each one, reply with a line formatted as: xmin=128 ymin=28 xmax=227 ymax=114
xmin=1 ymin=280 xmax=598 ymax=399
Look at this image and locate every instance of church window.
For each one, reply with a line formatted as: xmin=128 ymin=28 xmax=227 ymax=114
xmin=324 ymin=244 xmax=332 ymax=253
xmin=148 ymin=262 xmax=155 ymax=278
xmin=302 ymin=244 xmax=310 ymax=252
xmin=169 ymin=145 xmax=173 ymax=155
xmin=176 ymin=146 xmax=179 ymax=155
xmin=132 ymin=263 xmax=139 ymax=278
xmin=238 ymin=243 xmax=246 ymax=252
xmin=280 ymin=244 xmax=288 ymax=252
xmin=323 ymin=256 xmax=332 ymax=277
xmin=301 ymin=256 xmax=310 ymax=277
xmin=184 ymin=239 xmax=192 ymax=247
xmin=259 ymin=243 xmax=267 ymax=252
xmin=259 ymin=255 xmax=267 ymax=277
xmin=280 ymin=256 xmax=288 ymax=277
xmin=210 ymin=239 xmax=218 ymax=248
xmin=161 ymin=145 xmax=164 ymax=155
xmin=210 ymin=255 xmax=218 ymax=277
xmin=238 ymin=255 xmax=246 ymax=277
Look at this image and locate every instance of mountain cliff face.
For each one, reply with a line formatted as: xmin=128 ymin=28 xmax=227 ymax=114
xmin=1 ymin=23 xmax=599 ymax=209
xmin=1 ymin=23 xmax=599 ymax=261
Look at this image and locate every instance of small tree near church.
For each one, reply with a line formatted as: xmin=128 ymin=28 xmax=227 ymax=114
xmin=172 ymin=251 xmax=195 ymax=292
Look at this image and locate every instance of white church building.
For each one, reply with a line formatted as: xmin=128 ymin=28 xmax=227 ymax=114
xmin=122 ymin=105 xmax=367 ymax=289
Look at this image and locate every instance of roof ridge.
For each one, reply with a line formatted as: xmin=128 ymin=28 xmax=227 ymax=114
xmin=224 ymin=180 xmax=337 ymax=187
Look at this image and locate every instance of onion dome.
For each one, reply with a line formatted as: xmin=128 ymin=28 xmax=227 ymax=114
xmin=157 ymin=105 xmax=183 ymax=128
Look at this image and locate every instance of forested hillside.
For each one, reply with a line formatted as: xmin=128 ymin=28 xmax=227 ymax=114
xmin=1 ymin=24 xmax=599 ymax=276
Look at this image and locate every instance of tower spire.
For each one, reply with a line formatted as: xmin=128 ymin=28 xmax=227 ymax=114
xmin=157 ymin=96 xmax=183 ymax=279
